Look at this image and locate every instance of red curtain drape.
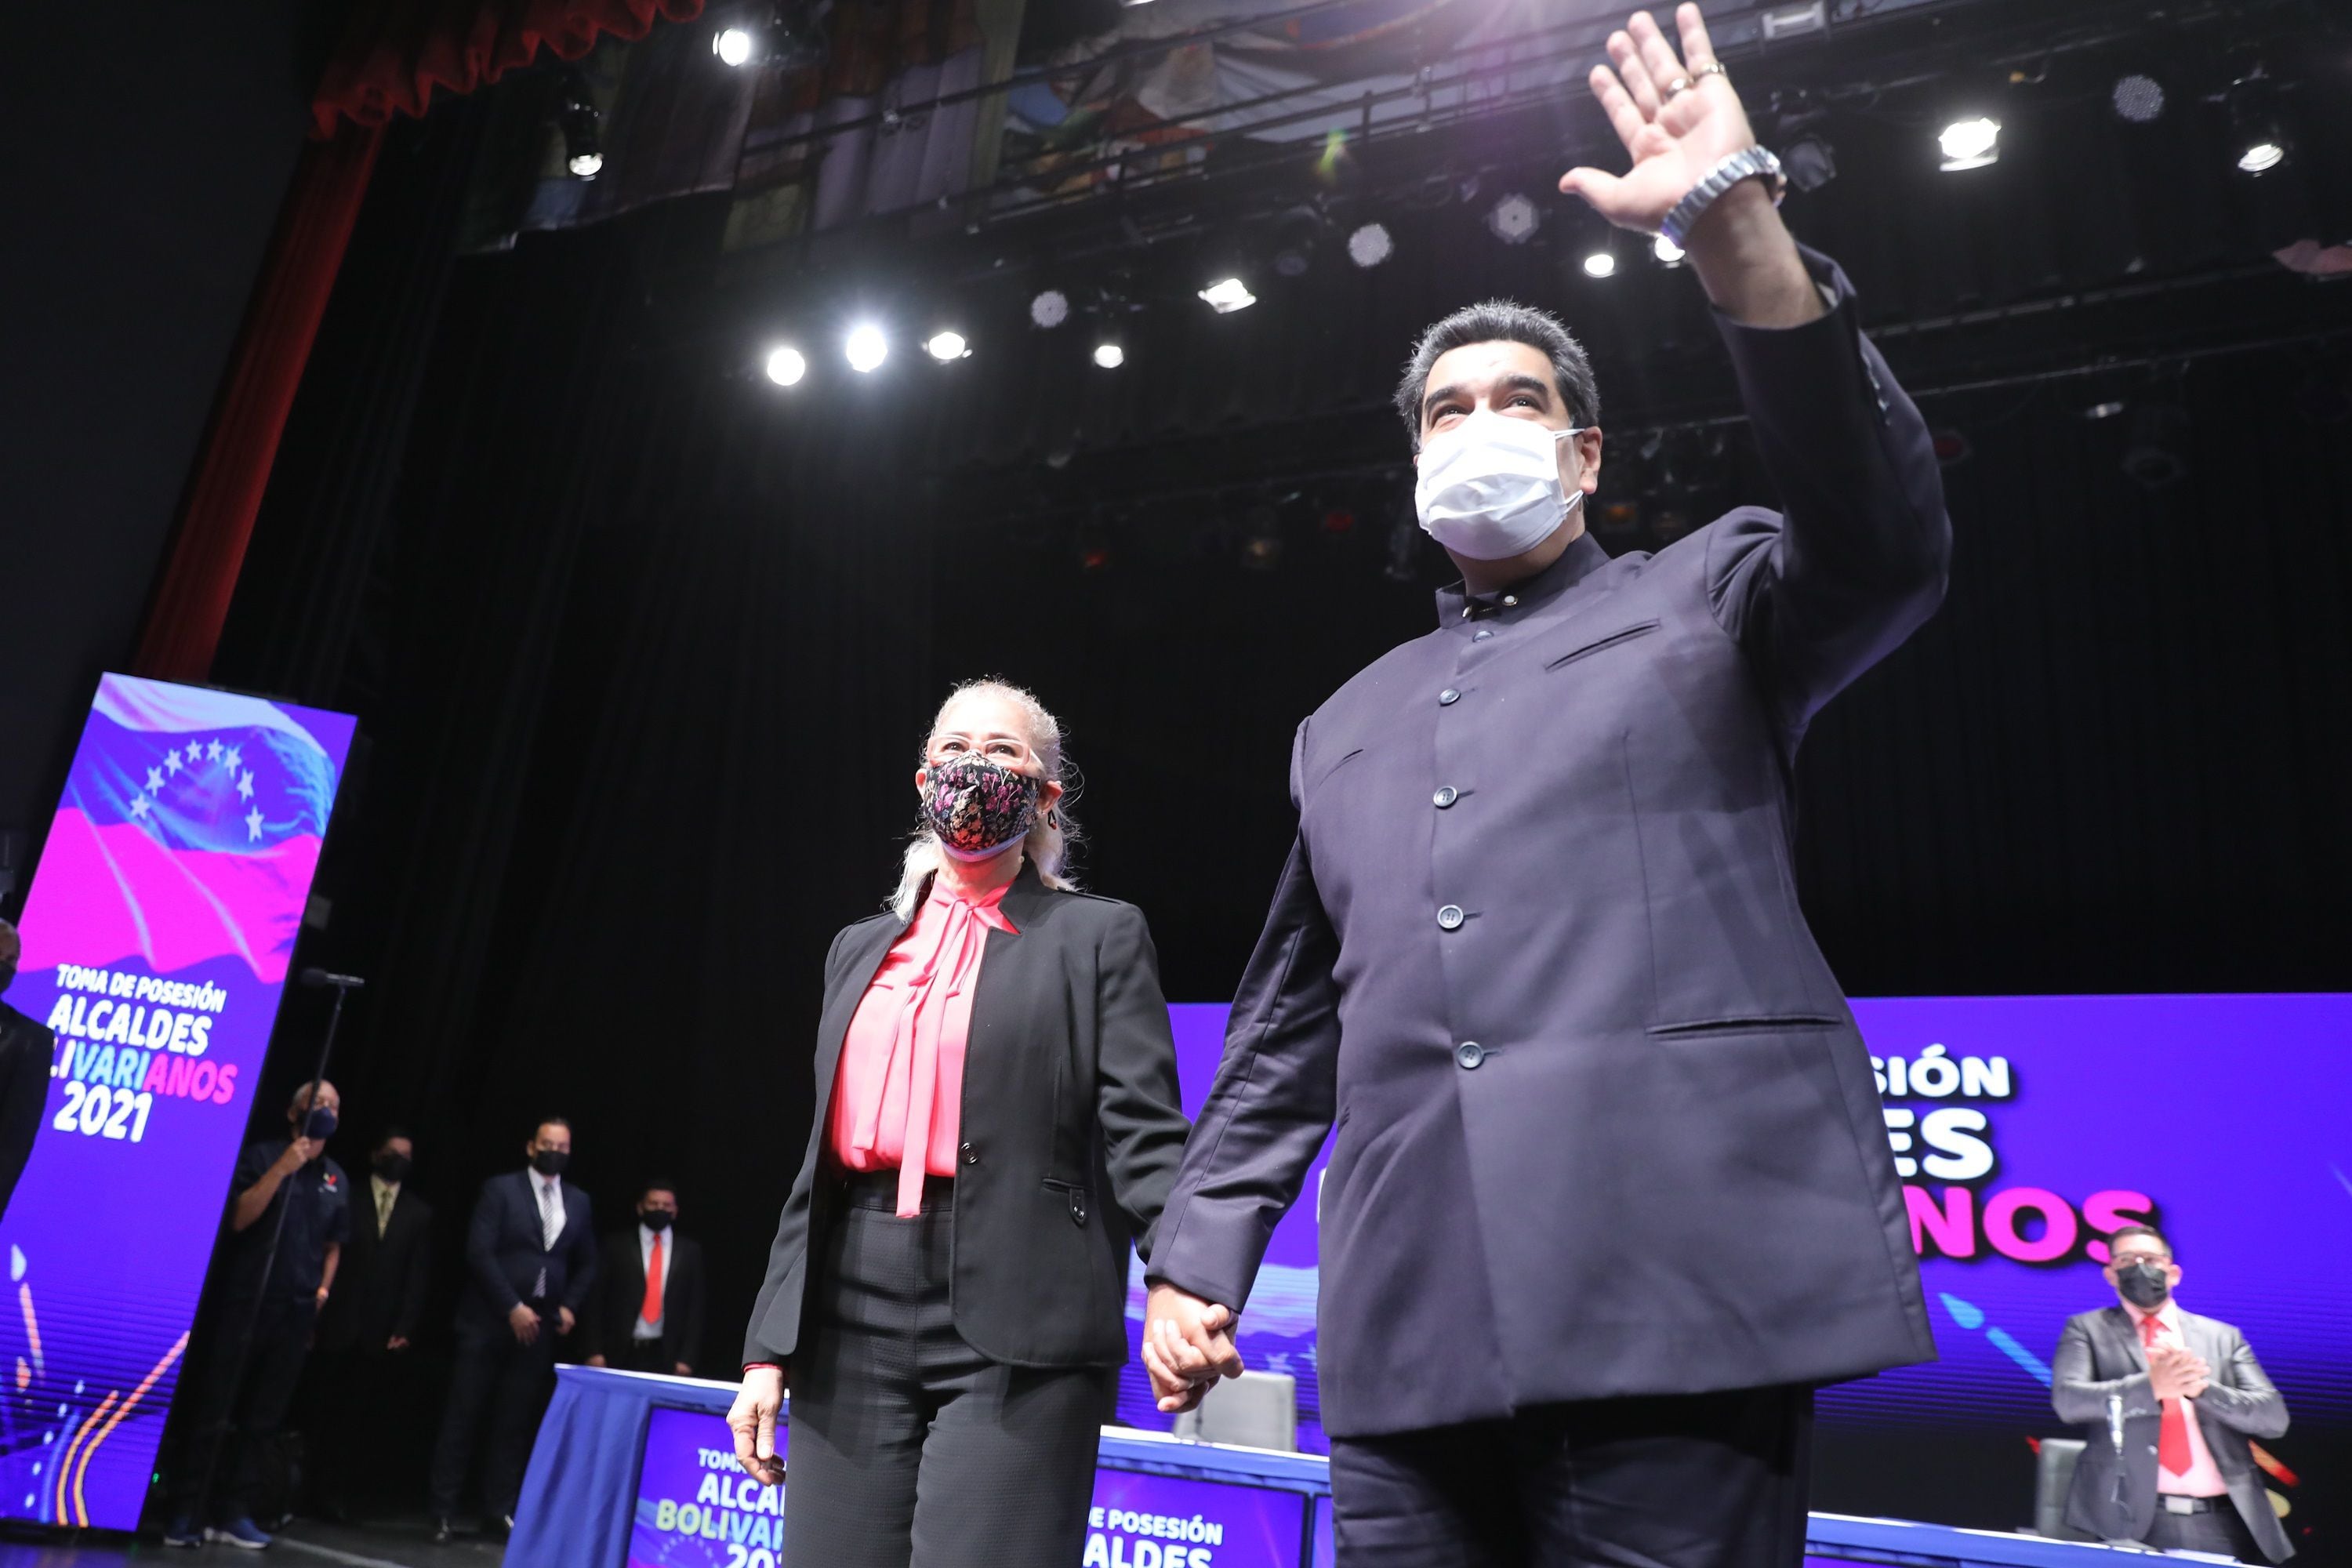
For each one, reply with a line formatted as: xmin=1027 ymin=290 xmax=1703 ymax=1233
xmin=311 ymin=0 xmax=706 ymax=136
xmin=132 ymin=124 xmax=385 ymax=684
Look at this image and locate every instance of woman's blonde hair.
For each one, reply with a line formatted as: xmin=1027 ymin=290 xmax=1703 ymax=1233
xmin=889 ymin=679 xmax=1080 ymax=919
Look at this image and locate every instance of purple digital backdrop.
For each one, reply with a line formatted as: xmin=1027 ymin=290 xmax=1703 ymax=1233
xmin=0 ymin=675 xmax=355 ymax=1530
xmin=1121 ymin=997 xmax=2352 ymax=1552
xmin=626 ymin=1406 xmax=1305 ymax=1568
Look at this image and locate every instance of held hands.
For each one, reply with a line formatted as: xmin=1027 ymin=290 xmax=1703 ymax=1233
xmin=508 ymin=1303 xmax=541 ymax=1345
xmin=2148 ymin=1343 xmax=2212 ymax=1403
xmin=1141 ymin=1284 xmax=1244 ymax=1414
xmin=1559 ymin=5 xmax=1759 ymax=235
xmin=729 ymin=1365 xmax=788 ymax=1486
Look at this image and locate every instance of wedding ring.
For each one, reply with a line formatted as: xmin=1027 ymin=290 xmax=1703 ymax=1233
xmin=1692 ymin=60 xmax=1728 ymax=80
xmin=1664 ymin=74 xmax=1693 ymax=99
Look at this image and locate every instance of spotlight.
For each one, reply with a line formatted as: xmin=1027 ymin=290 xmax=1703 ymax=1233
xmin=1938 ymin=117 xmax=1999 ymax=172
xmin=1094 ymin=342 xmax=1125 ymax=368
xmin=714 ymin=27 xmax=756 ymax=65
xmin=1653 ymin=233 xmax=1685 ymax=265
xmin=1199 ymin=278 xmax=1257 ymax=314
xmin=2082 ymin=399 xmax=2126 ymax=421
xmin=2238 ymin=140 xmax=2285 ymax=175
xmin=1347 ymin=222 xmax=1394 ymax=269
xmin=1780 ymin=132 xmax=1836 ymax=192
xmin=2226 ymin=74 xmax=2289 ymax=175
xmin=1487 ymin=193 xmax=1541 ymax=245
xmin=560 ymin=78 xmax=602 ymax=180
xmin=2110 ymin=74 xmax=2165 ymax=124
xmin=1270 ymin=207 xmax=1327 ymax=278
xmin=1030 ymin=289 xmax=1070 ymax=329
xmin=709 ymin=4 xmax=829 ymax=71
xmin=844 ymin=325 xmax=887 ymax=373
xmin=764 ymin=347 xmax=807 ymax=387
xmin=1582 ymin=250 xmax=1617 ymax=278
xmin=924 ymin=331 xmax=969 ymax=361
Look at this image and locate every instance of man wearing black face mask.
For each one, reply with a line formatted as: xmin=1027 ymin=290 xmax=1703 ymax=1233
xmin=429 ymin=1116 xmax=597 ymax=1542
xmin=583 ymin=1181 xmax=706 ymax=1375
xmin=303 ymin=1128 xmax=433 ymax=1521
xmin=163 ymin=1080 xmax=350 ymax=1549
xmin=2053 ymin=1225 xmax=2292 ymax=1563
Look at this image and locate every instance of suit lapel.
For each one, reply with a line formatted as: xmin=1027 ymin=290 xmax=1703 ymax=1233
xmin=810 ymin=915 xmax=910 ymax=1136
xmin=2100 ymin=1305 xmax=2148 ymax=1374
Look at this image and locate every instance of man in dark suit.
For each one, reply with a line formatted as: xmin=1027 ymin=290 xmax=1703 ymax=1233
xmin=427 ymin=1116 xmax=596 ymax=1542
xmin=2053 ymin=1225 xmax=2292 ymax=1563
xmin=1141 ymin=9 xmax=1945 ymax=1565
xmin=583 ymin=1179 xmax=705 ymax=1376
xmin=303 ymin=1127 xmax=432 ymax=1520
xmin=0 ymin=918 xmax=53 ymax=1221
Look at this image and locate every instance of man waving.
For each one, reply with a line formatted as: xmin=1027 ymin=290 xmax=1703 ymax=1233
xmin=1143 ymin=8 xmax=1947 ymax=1566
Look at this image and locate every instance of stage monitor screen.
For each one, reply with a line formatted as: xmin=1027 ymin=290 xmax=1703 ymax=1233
xmin=626 ymin=1405 xmax=1307 ymax=1568
xmin=1123 ymin=996 xmax=2352 ymax=1555
xmin=0 ymin=675 xmax=355 ymax=1530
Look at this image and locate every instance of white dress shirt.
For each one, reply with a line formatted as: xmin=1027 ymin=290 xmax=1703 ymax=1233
xmin=2127 ymin=1297 xmax=2230 ymax=1498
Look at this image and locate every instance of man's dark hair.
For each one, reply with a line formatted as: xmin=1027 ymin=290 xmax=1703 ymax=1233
xmin=532 ymin=1115 xmax=573 ymax=1139
xmin=375 ymin=1124 xmax=414 ymax=1152
xmin=2107 ymin=1223 xmax=2172 ymax=1261
xmin=640 ymin=1178 xmax=680 ymax=1204
xmin=1395 ymin=299 xmax=1601 ymax=451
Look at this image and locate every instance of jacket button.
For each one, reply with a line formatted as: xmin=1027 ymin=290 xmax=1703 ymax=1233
xmin=1433 ymin=786 xmax=1458 ymax=808
xmin=1439 ymin=688 xmax=1461 ymax=706
xmin=1473 ymin=629 xmax=1494 ymax=641
xmin=1070 ymin=1194 xmax=1087 ymax=1226
xmin=1456 ymin=1041 xmax=1486 ymax=1069
xmin=960 ymin=1142 xmax=978 ymax=1166
xmin=1437 ymin=904 xmax=1465 ymax=930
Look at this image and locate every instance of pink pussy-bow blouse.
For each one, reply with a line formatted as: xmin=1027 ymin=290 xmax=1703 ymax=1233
xmin=825 ymin=877 xmax=1018 ymax=1217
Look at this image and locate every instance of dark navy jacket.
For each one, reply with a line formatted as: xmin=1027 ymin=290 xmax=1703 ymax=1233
xmin=1149 ymin=249 xmax=1948 ymax=1439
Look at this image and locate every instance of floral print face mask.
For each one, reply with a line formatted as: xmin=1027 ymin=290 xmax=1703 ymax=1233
xmin=924 ymin=753 xmax=1040 ymax=858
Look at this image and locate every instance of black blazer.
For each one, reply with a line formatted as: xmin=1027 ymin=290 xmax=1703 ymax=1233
xmin=583 ymin=1227 xmax=706 ymax=1372
xmin=318 ymin=1180 xmax=433 ymax=1352
xmin=0 ymin=1002 xmax=52 ymax=1224
xmin=744 ymin=865 xmax=1190 ymax=1369
xmin=456 ymin=1170 xmax=597 ymax=1337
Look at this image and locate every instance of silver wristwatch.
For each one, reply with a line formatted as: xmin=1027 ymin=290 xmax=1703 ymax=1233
xmin=1659 ymin=146 xmax=1788 ymax=249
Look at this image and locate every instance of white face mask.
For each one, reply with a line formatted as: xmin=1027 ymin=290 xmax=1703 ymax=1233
xmin=1414 ymin=412 xmax=1585 ymax=561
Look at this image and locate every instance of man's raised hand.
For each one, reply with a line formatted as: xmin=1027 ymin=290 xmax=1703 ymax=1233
xmin=1559 ymin=5 xmax=1759 ymax=234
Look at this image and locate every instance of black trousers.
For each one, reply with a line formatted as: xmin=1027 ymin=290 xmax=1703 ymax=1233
xmin=427 ymin=1310 xmax=557 ymax=1519
xmin=165 ymin=1295 xmax=316 ymax=1523
xmin=612 ymin=1336 xmax=674 ymax=1374
xmin=2140 ymin=1501 xmax=2266 ymax=1563
xmin=302 ymin=1342 xmax=414 ymax=1514
xmin=784 ymin=1175 xmax=1116 ymax=1568
xmin=1329 ymin=1385 xmax=1813 ymax=1568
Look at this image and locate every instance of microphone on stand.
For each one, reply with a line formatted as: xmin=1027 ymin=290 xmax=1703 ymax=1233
xmin=2108 ymin=1392 xmax=2128 ymax=1511
xmin=300 ymin=967 xmax=366 ymax=989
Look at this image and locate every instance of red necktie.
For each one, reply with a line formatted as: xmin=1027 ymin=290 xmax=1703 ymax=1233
xmin=2138 ymin=1313 xmax=2192 ymax=1477
xmin=641 ymin=1234 xmax=664 ymax=1327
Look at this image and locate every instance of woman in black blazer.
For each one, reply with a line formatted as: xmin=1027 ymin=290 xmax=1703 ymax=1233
xmin=728 ymin=679 xmax=1190 ymax=1568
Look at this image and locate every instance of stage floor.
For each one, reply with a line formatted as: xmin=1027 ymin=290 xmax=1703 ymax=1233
xmin=0 ymin=1519 xmax=506 ymax=1566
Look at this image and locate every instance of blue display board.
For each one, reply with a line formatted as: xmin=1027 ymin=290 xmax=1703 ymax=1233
xmin=1117 ymin=996 xmax=2352 ymax=1554
xmin=0 ymin=675 xmax=355 ymax=1530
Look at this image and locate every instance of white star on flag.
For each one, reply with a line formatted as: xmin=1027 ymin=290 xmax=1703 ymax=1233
xmin=164 ymin=752 xmax=183 ymax=777
xmin=206 ymin=739 xmax=224 ymax=764
xmin=129 ymin=794 xmax=151 ymax=819
xmin=146 ymin=767 xmax=164 ymax=793
xmin=223 ymin=745 xmax=242 ymax=771
xmin=245 ymin=807 xmax=266 ymax=842
xmin=238 ymin=771 xmax=255 ymax=800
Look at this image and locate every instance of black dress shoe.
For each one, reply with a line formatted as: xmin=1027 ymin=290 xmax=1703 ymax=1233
xmin=431 ymin=1518 xmax=457 ymax=1544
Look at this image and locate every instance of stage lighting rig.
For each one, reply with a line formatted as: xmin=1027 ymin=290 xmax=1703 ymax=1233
xmin=1486 ymin=193 xmax=1541 ymax=245
xmin=559 ymin=75 xmax=603 ymax=180
xmin=1094 ymin=342 xmax=1126 ymax=369
xmin=2121 ymin=400 xmax=2190 ymax=491
xmin=1938 ymin=117 xmax=1999 ymax=172
xmin=2227 ymin=74 xmax=2289 ymax=174
xmin=765 ymin=347 xmax=807 ymax=387
xmin=844 ymin=325 xmax=887 ymax=373
xmin=2110 ymin=74 xmax=2165 ymax=125
xmin=1653 ymin=233 xmax=1685 ymax=266
xmin=1030 ymin=289 xmax=1071 ymax=329
xmin=1581 ymin=250 xmax=1617 ymax=279
xmin=924 ymin=331 xmax=970 ymax=361
xmin=1780 ymin=132 xmax=1836 ymax=192
xmin=711 ymin=3 xmax=829 ymax=72
xmin=1269 ymin=206 xmax=1331 ymax=278
xmin=1348 ymin=223 xmax=1394 ymax=269
xmin=1199 ymin=278 xmax=1258 ymax=314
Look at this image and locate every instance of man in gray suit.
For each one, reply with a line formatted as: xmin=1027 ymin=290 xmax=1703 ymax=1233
xmin=2053 ymin=1225 xmax=2292 ymax=1563
xmin=1140 ymin=5 xmax=1945 ymax=1564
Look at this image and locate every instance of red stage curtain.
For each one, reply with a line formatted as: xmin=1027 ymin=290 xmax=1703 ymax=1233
xmin=311 ymin=0 xmax=706 ymax=136
xmin=133 ymin=124 xmax=385 ymax=684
